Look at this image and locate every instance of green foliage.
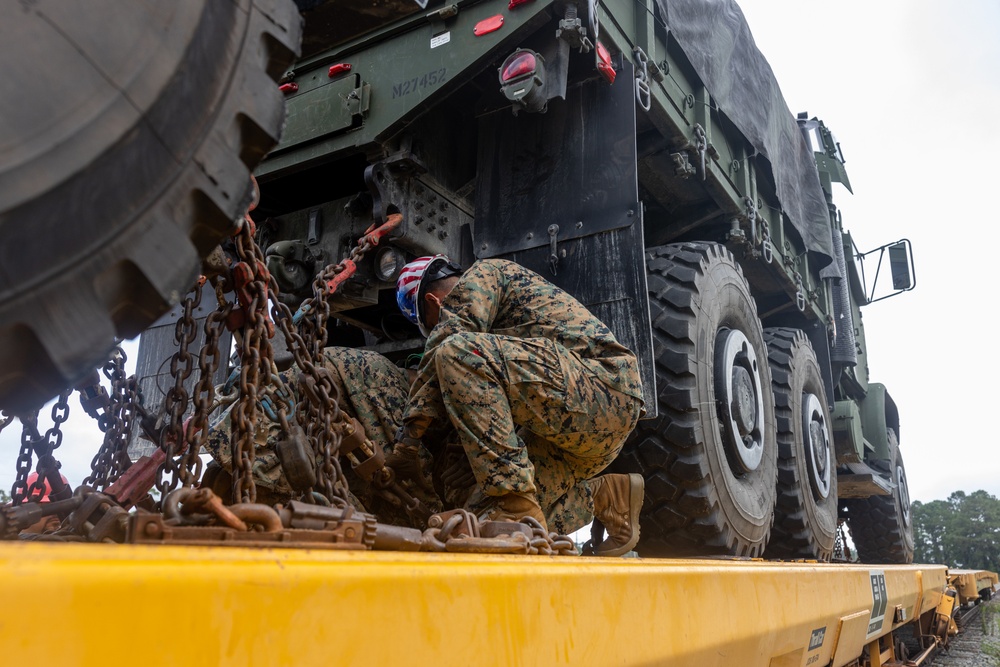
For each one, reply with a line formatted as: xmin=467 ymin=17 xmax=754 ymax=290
xmin=983 ymin=603 xmax=1000 ymax=665
xmin=912 ymin=490 xmax=1000 ymax=570
xmin=0 ymin=488 xmax=9 ymax=504
xmin=984 ymin=640 xmax=1000 ymax=666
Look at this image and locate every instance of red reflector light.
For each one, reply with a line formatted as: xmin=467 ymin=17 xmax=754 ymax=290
xmin=509 ymin=0 xmax=533 ymax=8
xmin=501 ymin=52 xmax=537 ymax=82
xmin=328 ymin=63 xmax=352 ymax=78
xmin=474 ymin=15 xmax=504 ymax=36
xmin=596 ymin=42 xmax=616 ymax=84
xmin=279 ymin=82 xmax=298 ymax=94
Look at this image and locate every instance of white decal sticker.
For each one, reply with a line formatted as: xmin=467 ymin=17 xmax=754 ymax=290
xmin=867 ymin=570 xmax=888 ymax=638
xmin=431 ymin=32 xmax=451 ymax=49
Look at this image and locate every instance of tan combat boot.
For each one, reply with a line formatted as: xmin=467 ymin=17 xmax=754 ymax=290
xmin=589 ymin=473 xmax=644 ymax=556
xmin=479 ymin=492 xmax=548 ymax=532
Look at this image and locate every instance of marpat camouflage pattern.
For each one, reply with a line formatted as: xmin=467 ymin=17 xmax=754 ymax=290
xmin=402 ymin=259 xmax=643 ymax=533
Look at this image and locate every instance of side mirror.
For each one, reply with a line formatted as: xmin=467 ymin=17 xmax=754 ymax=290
xmin=888 ymin=242 xmax=913 ymax=290
xmin=858 ymin=238 xmax=916 ymax=304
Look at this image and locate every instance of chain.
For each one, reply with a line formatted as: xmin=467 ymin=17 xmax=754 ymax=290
xmin=10 ymin=412 xmax=40 ymax=505
xmin=266 ymin=245 xmax=383 ymax=505
xmin=522 ymin=517 xmax=578 ymax=556
xmin=418 ymin=512 xmax=579 ymax=555
xmin=268 ymin=259 xmax=349 ymax=503
xmin=155 ymin=284 xmax=202 ymax=500
xmin=32 ymin=407 xmax=69 ymax=503
xmin=693 ymin=123 xmax=708 ymax=178
xmin=9 ymin=393 xmax=70 ymax=505
xmin=230 ymin=216 xmax=274 ymax=504
xmin=43 ymin=392 xmax=70 ymax=458
xmin=310 ymin=213 xmax=400 ymax=315
xmin=834 ymin=518 xmax=853 ymax=562
xmin=84 ymin=348 xmax=138 ymax=489
xmin=182 ymin=291 xmax=233 ymax=486
xmin=215 ymin=207 xmax=399 ymax=507
xmin=267 ymin=213 xmax=403 ymax=504
xmin=116 ymin=376 xmax=140 ymax=481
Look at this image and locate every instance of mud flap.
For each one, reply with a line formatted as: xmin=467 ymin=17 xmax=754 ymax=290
xmin=474 ymin=62 xmax=655 ymax=418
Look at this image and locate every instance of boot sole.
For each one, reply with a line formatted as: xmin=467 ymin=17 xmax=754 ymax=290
xmin=596 ymin=473 xmax=644 ymax=557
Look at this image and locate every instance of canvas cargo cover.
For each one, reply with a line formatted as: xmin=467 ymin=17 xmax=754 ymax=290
xmin=657 ymin=0 xmax=836 ymax=272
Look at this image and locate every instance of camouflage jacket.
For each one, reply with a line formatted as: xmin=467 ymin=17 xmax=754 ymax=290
xmin=402 ymin=259 xmax=643 ymax=438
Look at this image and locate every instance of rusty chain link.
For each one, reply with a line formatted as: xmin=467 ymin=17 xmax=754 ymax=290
xmin=833 ymin=519 xmax=853 ymax=562
xmin=10 ymin=412 xmax=40 ymax=505
xmin=268 ymin=262 xmax=350 ymax=504
xmin=155 ymin=284 xmax=202 ymax=500
xmin=230 ymin=215 xmax=274 ymax=504
xmin=42 ymin=392 xmax=70 ymax=458
xmin=33 ymin=393 xmax=72 ymax=506
xmin=115 ymin=376 xmax=140 ymax=483
xmin=182 ymin=293 xmax=233 ymax=487
xmin=417 ymin=511 xmax=578 ymax=555
xmin=84 ymin=347 xmax=138 ymax=489
xmin=10 ymin=392 xmax=70 ymax=505
xmin=262 ymin=215 xmax=402 ymax=506
xmin=522 ymin=517 xmax=578 ymax=556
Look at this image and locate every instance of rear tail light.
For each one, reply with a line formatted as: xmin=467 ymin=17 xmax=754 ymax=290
xmin=509 ymin=0 xmax=533 ymax=8
xmin=596 ymin=42 xmax=616 ymax=84
xmin=500 ymin=52 xmax=537 ymax=82
xmin=498 ymin=49 xmax=547 ymax=114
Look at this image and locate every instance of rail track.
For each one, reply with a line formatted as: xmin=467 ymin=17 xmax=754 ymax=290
xmin=912 ymin=597 xmax=1000 ymax=667
xmin=934 ymin=600 xmax=1000 ymax=667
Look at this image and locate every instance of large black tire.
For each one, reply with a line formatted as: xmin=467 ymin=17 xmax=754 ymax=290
xmin=842 ymin=431 xmax=915 ymax=564
xmin=762 ymin=328 xmax=838 ymax=561
xmin=0 ymin=1 xmax=302 ymax=414
xmin=613 ymin=243 xmax=777 ymax=557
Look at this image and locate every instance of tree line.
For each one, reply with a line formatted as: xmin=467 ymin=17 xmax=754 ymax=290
xmin=912 ymin=490 xmax=1000 ymax=571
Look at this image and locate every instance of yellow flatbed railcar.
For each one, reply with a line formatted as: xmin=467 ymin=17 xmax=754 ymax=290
xmin=0 ymin=543 xmax=952 ymax=667
xmin=948 ymin=568 xmax=999 ymax=606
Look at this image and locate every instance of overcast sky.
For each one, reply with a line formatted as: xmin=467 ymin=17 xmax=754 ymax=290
xmin=2 ymin=0 xmax=998 ymax=506
xmin=735 ymin=0 xmax=1000 ymax=503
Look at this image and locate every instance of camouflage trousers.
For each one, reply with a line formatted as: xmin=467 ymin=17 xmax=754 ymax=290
xmin=426 ymin=332 xmax=642 ymax=534
xmin=203 ymin=347 xmax=444 ymax=526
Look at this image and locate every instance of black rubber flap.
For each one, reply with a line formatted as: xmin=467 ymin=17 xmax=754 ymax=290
xmin=474 ymin=61 xmax=639 ymax=256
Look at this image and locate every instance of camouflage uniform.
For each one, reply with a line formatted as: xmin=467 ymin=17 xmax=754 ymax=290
xmin=204 ymin=347 xmax=444 ymax=525
xmin=402 ymin=259 xmax=644 ymax=534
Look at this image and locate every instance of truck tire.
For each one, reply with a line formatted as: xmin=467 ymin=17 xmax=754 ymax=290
xmin=614 ymin=242 xmax=777 ymax=557
xmin=841 ymin=431 xmax=914 ymax=564
xmin=762 ymin=328 xmax=838 ymax=561
xmin=0 ymin=1 xmax=302 ymax=414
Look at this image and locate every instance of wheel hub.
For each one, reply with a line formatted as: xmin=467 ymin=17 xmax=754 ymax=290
xmin=714 ymin=328 xmax=765 ymax=474
xmin=896 ymin=461 xmax=911 ymax=527
xmin=802 ymin=393 xmax=831 ymax=499
xmin=731 ymin=366 xmax=757 ymax=434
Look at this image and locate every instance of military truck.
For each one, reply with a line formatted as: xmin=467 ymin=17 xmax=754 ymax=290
xmin=244 ymin=0 xmax=916 ymax=562
xmin=0 ymin=0 xmax=915 ymax=563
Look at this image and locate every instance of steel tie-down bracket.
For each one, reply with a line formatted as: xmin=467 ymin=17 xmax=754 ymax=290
xmin=548 ymin=224 xmax=560 ymax=276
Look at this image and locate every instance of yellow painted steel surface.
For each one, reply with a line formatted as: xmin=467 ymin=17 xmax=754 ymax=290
xmin=0 ymin=543 xmax=946 ymax=667
xmin=948 ymin=568 xmax=999 ymax=603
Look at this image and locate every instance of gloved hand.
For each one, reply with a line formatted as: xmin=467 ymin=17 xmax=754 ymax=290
xmin=384 ymin=440 xmax=424 ymax=487
xmin=440 ymin=448 xmax=476 ymax=494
